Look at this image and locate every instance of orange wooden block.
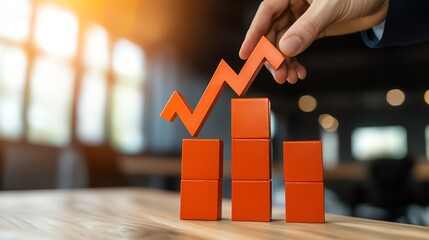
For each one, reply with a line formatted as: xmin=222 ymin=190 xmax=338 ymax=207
xmin=231 ymin=98 xmax=270 ymax=139
xmin=180 ymin=180 xmax=222 ymax=220
xmin=182 ymin=139 xmax=223 ymax=180
xmin=283 ymin=141 xmax=323 ymax=182
xmin=285 ymin=182 xmax=325 ymax=223
xmin=232 ymin=139 xmax=271 ymax=180
xmin=231 ymin=180 xmax=271 ymax=222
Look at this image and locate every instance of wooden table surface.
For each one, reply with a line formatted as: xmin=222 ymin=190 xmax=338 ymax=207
xmin=0 ymin=187 xmax=428 ymax=240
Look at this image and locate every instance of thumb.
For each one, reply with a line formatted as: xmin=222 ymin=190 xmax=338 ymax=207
xmin=279 ymin=2 xmax=333 ymax=56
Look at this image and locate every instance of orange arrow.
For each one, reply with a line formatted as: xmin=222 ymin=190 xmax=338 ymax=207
xmin=160 ymin=36 xmax=285 ymax=137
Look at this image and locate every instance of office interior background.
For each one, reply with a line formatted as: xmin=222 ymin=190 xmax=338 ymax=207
xmin=0 ymin=0 xmax=428 ymax=225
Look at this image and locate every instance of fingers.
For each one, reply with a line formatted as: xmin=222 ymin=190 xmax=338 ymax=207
xmin=295 ymin=60 xmax=307 ymax=80
xmin=265 ymin=57 xmax=307 ymax=84
xmin=240 ymin=0 xmax=290 ymax=59
xmin=286 ymin=59 xmax=307 ymax=84
xmin=265 ymin=62 xmax=284 ymax=84
xmin=240 ymin=0 xmax=310 ymax=84
xmin=272 ymin=24 xmax=306 ymax=84
xmin=279 ymin=1 xmax=334 ymax=57
xmin=275 ymin=63 xmax=288 ymax=84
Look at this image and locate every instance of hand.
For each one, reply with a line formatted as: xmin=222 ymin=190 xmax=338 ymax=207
xmin=240 ymin=0 xmax=389 ymax=84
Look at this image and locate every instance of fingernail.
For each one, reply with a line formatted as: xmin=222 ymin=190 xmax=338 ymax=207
xmin=281 ymin=36 xmax=302 ymax=56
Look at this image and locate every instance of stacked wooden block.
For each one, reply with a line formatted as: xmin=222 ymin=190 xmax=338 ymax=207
xmin=283 ymin=141 xmax=325 ymax=223
xmin=179 ymin=98 xmax=324 ymax=223
xmin=180 ymin=139 xmax=223 ymax=220
xmin=231 ymin=98 xmax=272 ymax=222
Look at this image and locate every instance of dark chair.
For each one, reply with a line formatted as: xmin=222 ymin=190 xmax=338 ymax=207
xmin=0 ymin=142 xmax=88 ymax=190
xmin=80 ymin=144 xmax=128 ymax=187
xmin=353 ymin=156 xmax=415 ymax=222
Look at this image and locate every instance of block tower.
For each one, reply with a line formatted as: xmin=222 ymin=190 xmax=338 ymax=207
xmin=180 ymin=139 xmax=223 ymax=220
xmin=231 ymin=98 xmax=271 ymax=221
xmin=283 ymin=141 xmax=325 ymax=223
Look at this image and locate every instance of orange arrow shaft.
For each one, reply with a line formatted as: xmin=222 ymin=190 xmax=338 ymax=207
xmin=160 ymin=36 xmax=285 ymax=137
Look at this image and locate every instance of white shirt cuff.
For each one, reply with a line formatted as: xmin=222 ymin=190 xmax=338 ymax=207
xmin=372 ymin=20 xmax=386 ymax=40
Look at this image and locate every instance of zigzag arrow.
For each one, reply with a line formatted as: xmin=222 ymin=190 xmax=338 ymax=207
xmin=160 ymin=36 xmax=285 ymax=137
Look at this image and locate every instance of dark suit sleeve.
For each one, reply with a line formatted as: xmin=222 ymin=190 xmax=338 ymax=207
xmin=361 ymin=0 xmax=429 ymax=48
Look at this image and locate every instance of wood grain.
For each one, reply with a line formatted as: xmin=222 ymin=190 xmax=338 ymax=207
xmin=0 ymin=188 xmax=428 ymax=239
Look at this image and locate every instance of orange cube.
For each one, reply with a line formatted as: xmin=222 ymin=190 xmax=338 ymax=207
xmin=231 ymin=180 xmax=271 ymax=222
xmin=182 ymin=139 xmax=223 ymax=180
xmin=285 ymin=182 xmax=325 ymax=223
xmin=232 ymin=139 xmax=271 ymax=180
xmin=180 ymin=180 xmax=222 ymax=220
xmin=231 ymin=98 xmax=270 ymax=139
xmin=283 ymin=141 xmax=323 ymax=182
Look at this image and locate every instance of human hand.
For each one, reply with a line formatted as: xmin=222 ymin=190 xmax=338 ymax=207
xmin=240 ymin=0 xmax=389 ymax=84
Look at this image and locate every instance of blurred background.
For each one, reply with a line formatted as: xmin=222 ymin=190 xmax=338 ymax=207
xmin=0 ymin=0 xmax=428 ymax=225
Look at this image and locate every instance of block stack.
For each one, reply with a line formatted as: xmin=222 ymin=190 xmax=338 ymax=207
xmin=231 ymin=98 xmax=272 ymax=222
xmin=283 ymin=141 xmax=325 ymax=223
xmin=180 ymin=139 xmax=223 ymax=220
